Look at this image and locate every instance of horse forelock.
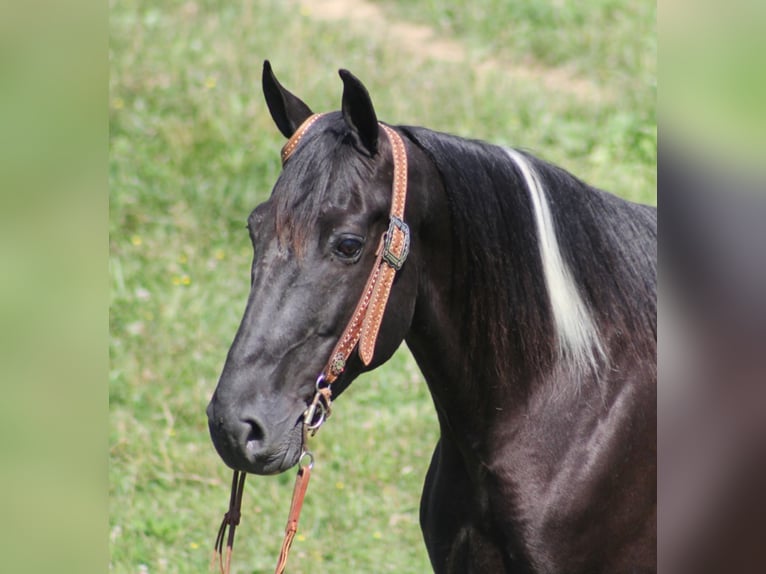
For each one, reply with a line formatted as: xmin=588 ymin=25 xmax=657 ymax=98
xmin=271 ymin=116 xmax=377 ymax=255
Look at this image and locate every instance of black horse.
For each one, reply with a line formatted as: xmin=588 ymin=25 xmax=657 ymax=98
xmin=207 ymin=62 xmax=656 ymax=573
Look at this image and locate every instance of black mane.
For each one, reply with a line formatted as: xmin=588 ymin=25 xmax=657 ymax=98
xmin=270 ymin=116 xmax=657 ymax=383
xmin=401 ymin=126 xmax=657 ymax=383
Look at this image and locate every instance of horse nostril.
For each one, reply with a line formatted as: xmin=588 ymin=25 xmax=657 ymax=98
xmin=243 ymin=418 xmax=266 ymax=453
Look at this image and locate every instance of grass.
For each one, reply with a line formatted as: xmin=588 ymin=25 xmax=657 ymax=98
xmin=109 ymin=0 xmax=655 ymax=572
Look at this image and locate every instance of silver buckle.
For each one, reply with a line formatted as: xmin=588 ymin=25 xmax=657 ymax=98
xmin=382 ymin=216 xmax=410 ymax=271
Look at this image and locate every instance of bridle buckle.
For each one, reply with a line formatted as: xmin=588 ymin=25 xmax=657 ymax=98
xmin=382 ymin=215 xmax=410 ymax=271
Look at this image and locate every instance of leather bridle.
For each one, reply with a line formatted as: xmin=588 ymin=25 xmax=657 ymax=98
xmin=214 ymin=113 xmax=411 ymax=574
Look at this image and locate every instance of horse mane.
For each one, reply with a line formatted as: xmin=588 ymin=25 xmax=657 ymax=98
xmin=270 ymin=116 xmax=656 ymax=388
xmin=400 ymin=125 xmax=657 ymax=387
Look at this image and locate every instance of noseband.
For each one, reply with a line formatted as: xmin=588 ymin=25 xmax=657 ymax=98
xmin=214 ymin=113 xmax=411 ymax=574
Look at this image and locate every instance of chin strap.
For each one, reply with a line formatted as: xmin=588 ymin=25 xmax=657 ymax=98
xmin=213 ymin=114 xmax=410 ymax=574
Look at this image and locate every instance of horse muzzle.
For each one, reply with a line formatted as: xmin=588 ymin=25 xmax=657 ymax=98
xmin=206 ymin=395 xmax=306 ymax=475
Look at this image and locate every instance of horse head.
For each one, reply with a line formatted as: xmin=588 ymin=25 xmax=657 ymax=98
xmin=206 ymin=62 xmax=429 ymax=475
xmin=206 ymin=61 xmax=658 ymax=573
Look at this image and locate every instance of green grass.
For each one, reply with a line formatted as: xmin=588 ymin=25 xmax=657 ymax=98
xmin=376 ymin=0 xmax=655 ymax=78
xmin=110 ymin=0 xmax=655 ymax=572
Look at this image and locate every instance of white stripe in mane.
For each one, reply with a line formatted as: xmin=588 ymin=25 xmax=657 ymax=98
xmin=504 ymin=148 xmax=605 ymax=375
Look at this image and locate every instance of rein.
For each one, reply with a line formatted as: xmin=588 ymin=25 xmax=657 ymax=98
xmin=213 ymin=113 xmax=410 ymax=573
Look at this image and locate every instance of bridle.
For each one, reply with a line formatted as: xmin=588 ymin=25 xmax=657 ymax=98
xmin=213 ymin=113 xmax=411 ymax=574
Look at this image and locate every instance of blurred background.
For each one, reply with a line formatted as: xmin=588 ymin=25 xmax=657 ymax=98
xmin=17 ymin=0 xmax=766 ymax=572
xmin=659 ymin=2 xmax=766 ymax=573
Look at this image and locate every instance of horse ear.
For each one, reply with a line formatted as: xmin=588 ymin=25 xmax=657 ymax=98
xmin=339 ymin=69 xmax=379 ymax=156
xmin=262 ymin=60 xmax=314 ymax=139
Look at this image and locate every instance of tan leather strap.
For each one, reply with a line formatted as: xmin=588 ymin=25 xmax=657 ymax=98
xmin=281 ymin=113 xmax=326 ymax=164
xmin=281 ymin=114 xmax=411 ymax=383
xmin=319 ymin=123 xmax=410 ymax=383
xmin=273 ymin=462 xmax=312 ymax=574
xmin=359 ymin=124 xmax=409 ymax=364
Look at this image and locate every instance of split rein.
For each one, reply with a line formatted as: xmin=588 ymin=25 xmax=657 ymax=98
xmin=213 ymin=114 xmax=411 ymax=574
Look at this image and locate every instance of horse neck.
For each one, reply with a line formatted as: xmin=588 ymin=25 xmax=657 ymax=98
xmin=400 ymin=128 xmax=651 ymax=445
xmin=401 ymin=136 xmax=545 ymax=442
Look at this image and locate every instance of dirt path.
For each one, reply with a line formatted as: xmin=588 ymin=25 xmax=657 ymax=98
xmin=295 ymin=0 xmax=612 ymax=104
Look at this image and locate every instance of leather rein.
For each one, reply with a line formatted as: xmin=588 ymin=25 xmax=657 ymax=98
xmin=213 ymin=113 xmax=411 ymax=574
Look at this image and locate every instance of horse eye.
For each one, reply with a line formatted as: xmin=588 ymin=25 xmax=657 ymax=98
xmin=334 ymin=237 xmax=364 ymax=260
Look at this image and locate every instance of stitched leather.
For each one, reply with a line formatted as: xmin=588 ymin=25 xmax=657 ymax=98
xmin=296 ymin=122 xmax=410 ymax=382
xmin=358 ymin=124 xmax=409 ymax=365
xmin=274 ymin=465 xmax=312 ymax=574
xmin=327 ymin=124 xmax=409 ymax=373
xmin=320 ymin=235 xmax=384 ymax=382
xmin=281 ymin=113 xmax=326 ymax=163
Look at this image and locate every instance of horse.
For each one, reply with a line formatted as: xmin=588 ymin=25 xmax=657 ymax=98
xmin=207 ymin=61 xmax=657 ymax=573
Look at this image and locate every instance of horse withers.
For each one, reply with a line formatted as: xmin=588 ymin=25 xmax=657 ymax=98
xmin=207 ymin=61 xmax=657 ymax=573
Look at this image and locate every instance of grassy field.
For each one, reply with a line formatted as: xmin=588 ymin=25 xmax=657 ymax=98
xmin=109 ymin=0 xmax=655 ymax=572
